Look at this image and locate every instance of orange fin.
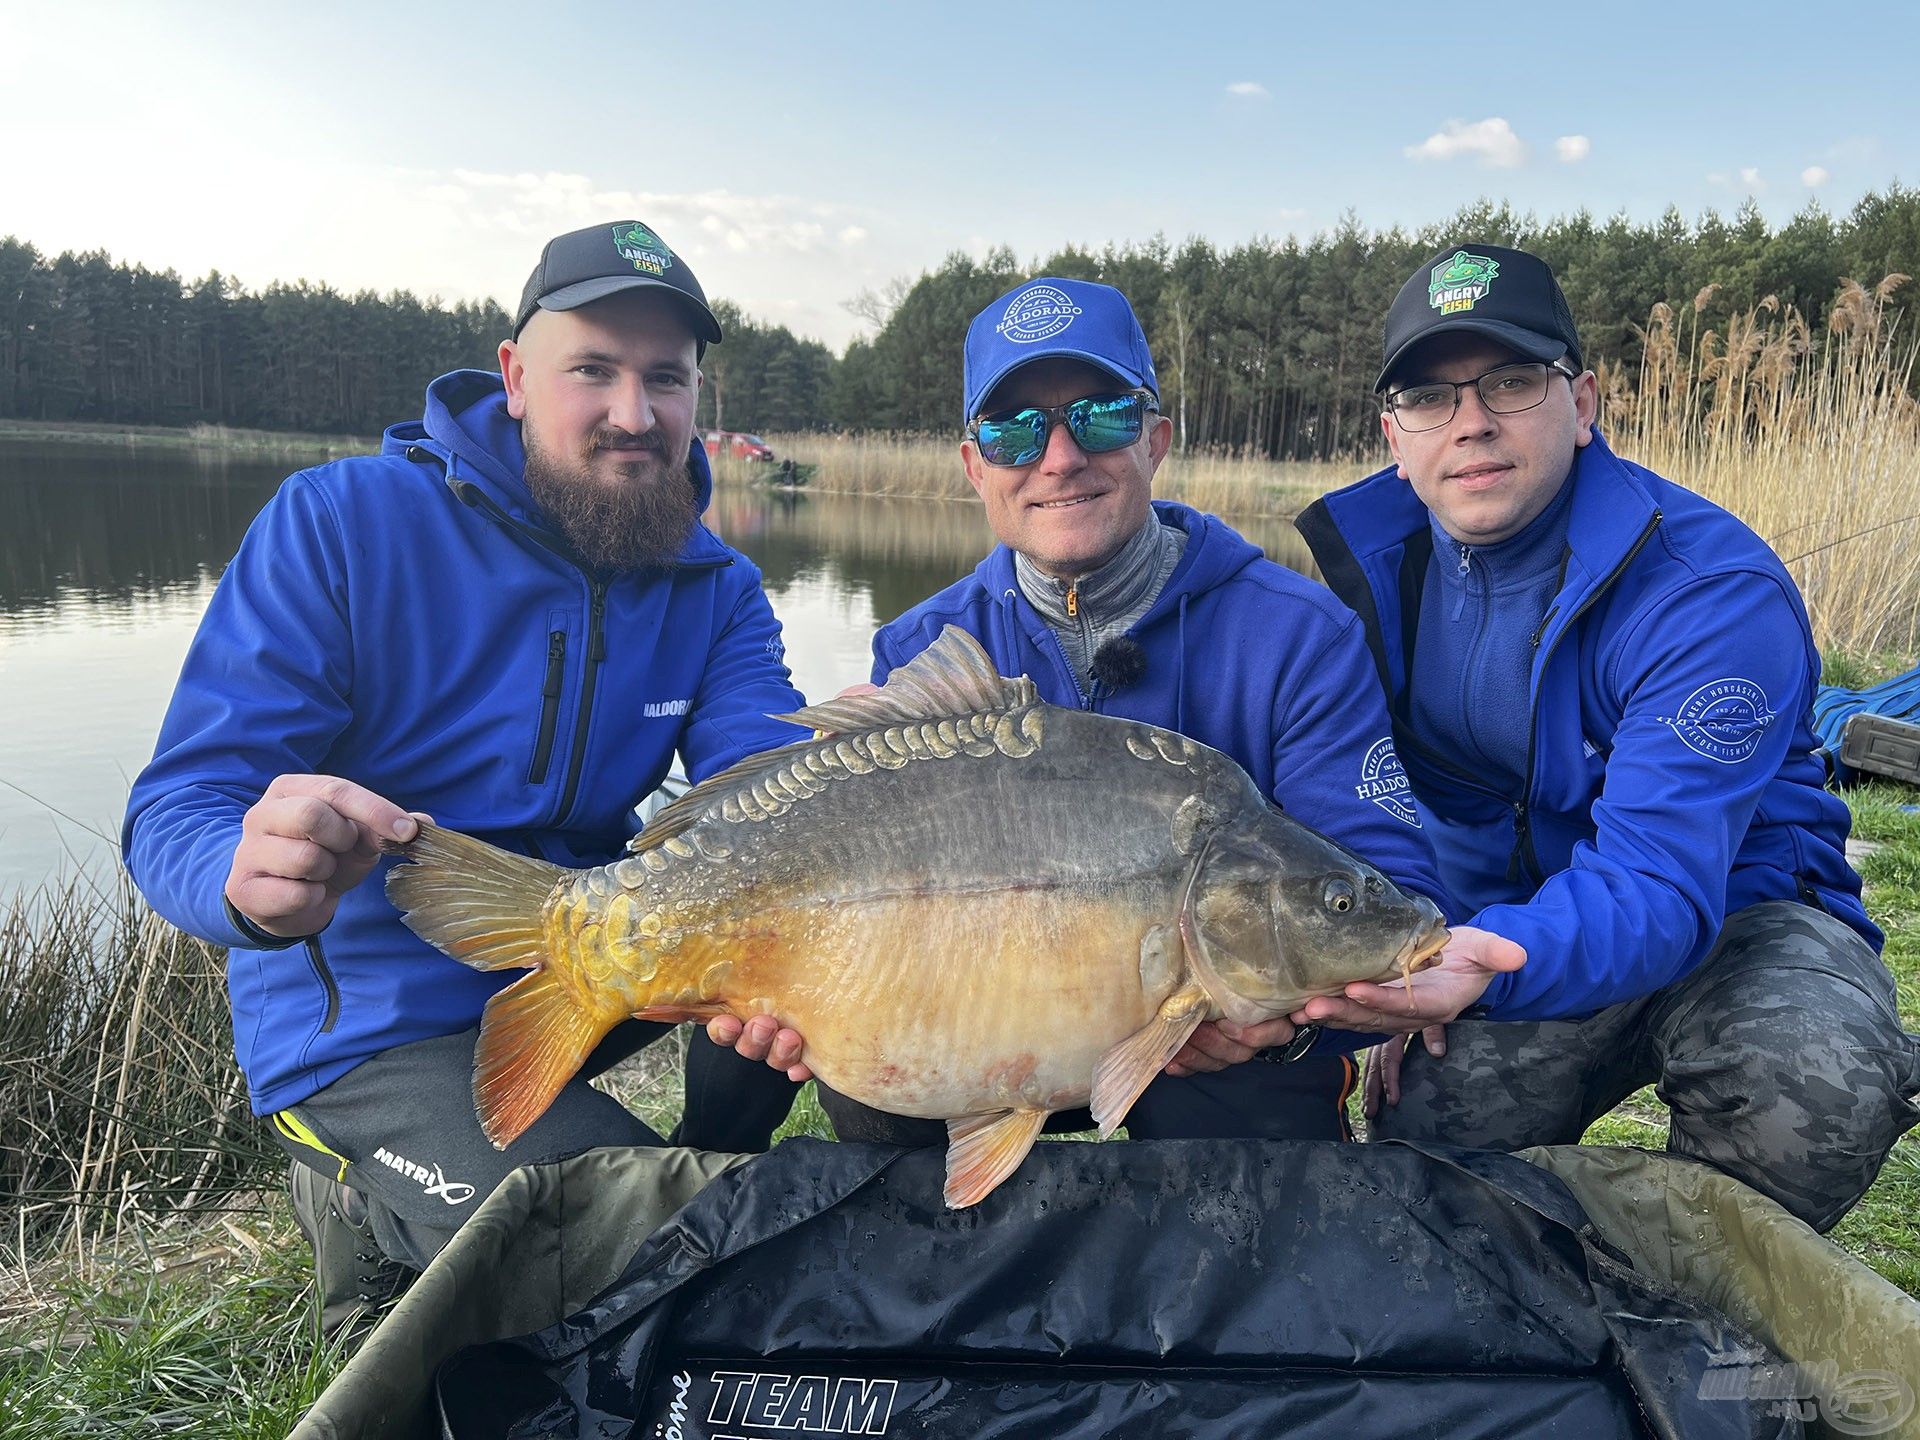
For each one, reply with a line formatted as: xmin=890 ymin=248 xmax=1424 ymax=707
xmin=384 ymin=819 xmax=565 ymax=971
xmin=1089 ymin=983 xmax=1211 ymax=1139
xmin=631 ymin=1001 xmax=731 ymax=1023
xmin=944 ymin=1108 xmax=1049 ymax=1208
xmin=472 ymin=969 xmax=616 ymax=1149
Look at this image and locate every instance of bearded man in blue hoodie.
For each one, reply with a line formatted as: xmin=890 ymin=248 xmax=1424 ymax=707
xmin=122 ymin=222 xmax=808 ymax=1325
xmin=1292 ymin=243 xmax=1920 ymax=1231
xmin=715 ymin=277 xmax=1509 ymax=1144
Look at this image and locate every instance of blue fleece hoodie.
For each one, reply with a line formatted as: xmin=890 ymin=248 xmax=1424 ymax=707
xmin=874 ymin=502 xmax=1452 ymax=934
xmin=1296 ymin=431 xmax=1877 ymax=1021
xmin=122 ymin=370 xmax=807 ymax=1115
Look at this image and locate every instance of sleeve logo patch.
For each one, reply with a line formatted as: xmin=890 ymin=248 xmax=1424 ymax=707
xmin=1663 ymin=677 xmax=1776 ymax=763
xmin=1356 ymin=737 xmax=1422 ymax=827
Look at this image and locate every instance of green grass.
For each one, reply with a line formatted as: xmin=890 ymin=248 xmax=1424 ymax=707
xmin=3 ymin=789 xmax=1918 ymax=1436
xmin=0 ymin=1219 xmax=354 ymax=1438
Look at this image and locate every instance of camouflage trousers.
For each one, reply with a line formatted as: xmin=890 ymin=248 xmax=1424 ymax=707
xmin=1371 ymin=901 xmax=1920 ymax=1232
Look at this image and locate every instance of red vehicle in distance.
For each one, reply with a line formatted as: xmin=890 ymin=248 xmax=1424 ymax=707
xmin=702 ymin=430 xmax=775 ymax=462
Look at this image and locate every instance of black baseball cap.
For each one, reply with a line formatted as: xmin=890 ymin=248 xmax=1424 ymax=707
xmin=1376 ymin=243 xmax=1582 ymax=392
xmin=513 ymin=221 xmax=723 ymax=351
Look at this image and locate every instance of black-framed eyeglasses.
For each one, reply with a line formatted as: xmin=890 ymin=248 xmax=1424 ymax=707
xmin=1384 ymin=361 xmax=1577 ymax=433
xmin=967 ymin=390 xmax=1158 ymax=468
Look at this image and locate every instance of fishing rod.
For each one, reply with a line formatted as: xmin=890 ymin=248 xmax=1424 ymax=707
xmin=0 ymin=775 xmax=118 ymax=847
xmin=1782 ymin=511 xmax=1920 ymax=565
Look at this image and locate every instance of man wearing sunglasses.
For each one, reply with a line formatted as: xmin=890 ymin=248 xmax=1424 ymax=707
xmin=1293 ymin=243 xmax=1918 ymax=1230
xmin=719 ymin=275 xmax=1476 ymax=1145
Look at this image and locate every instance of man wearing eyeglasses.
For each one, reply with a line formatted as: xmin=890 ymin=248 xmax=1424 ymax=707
xmin=1292 ymin=243 xmax=1919 ymax=1231
xmin=717 ymin=276 xmax=1482 ymax=1145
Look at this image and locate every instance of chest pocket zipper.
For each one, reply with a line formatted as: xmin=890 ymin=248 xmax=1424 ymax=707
xmin=528 ymin=630 xmax=567 ymax=784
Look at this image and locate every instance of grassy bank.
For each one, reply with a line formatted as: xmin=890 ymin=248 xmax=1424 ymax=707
xmin=0 ymin=418 xmax=374 ymax=461
xmin=1 ymin=781 xmax=1917 ymax=1433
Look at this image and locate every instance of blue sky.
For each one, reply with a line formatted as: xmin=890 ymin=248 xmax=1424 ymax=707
xmin=2 ymin=0 xmax=1908 ymax=348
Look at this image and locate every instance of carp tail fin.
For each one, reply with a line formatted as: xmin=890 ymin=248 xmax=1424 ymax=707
xmin=384 ymin=820 xmax=566 ymax=972
xmin=385 ymin=821 xmax=612 ymax=1147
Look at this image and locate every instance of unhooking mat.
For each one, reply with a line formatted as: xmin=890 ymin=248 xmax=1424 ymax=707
xmin=288 ymin=1137 xmax=1920 ymax=1440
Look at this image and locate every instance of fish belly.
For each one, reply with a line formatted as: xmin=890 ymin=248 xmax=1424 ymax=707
xmin=694 ymin=883 xmax=1180 ymax=1121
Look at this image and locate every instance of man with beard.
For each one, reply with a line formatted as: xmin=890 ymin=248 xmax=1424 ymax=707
xmin=123 ymin=222 xmax=807 ymax=1327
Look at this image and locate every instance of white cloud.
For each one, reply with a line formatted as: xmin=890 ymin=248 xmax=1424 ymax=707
xmin=839 ymin=225 xmax=869 ymax=245
xmin=1554 ymin=135 xmax=1591 ymax=164
xmin=1226 ymin=81 xmax=1269 ymax=98
xmin=1405 ymin=118 xmax=1526 ymax=168
xmin=1802 ymin=165 xmax=1831 ymax=188
xmin=1739 ymin=166 xmax=1765 ymax=192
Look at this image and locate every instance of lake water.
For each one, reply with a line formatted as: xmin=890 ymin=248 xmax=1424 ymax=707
xmin=0 ymin=439 xmax=1314 ymax=897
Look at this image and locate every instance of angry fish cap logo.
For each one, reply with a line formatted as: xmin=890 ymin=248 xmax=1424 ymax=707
xmin=613 ymin=223 xmax=674 ymax=278
xmin=1428 ymin=250 xmax=1500 ymax=315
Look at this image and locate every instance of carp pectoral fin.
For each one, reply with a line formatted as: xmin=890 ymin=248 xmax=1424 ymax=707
xmin=473 ymin=969 xmax=617 ymax=1150
xmin=944 ymin=1108 xmax=1048 ymax=1209
xmin=1089 ymin=983 xmax=1211 ymax=1139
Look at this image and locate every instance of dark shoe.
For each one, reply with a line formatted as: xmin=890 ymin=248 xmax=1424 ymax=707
xmin=1841 ymin=713 xmax=1920 ymax=787
xmin=287 ymin=1162 xmax=412 ymax=1335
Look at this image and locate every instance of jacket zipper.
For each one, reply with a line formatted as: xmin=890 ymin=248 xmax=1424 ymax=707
xmin=444 ymin=474 xmax=731 ymax=826
xmin=527 ymin=630 xmax=567 ymax=784
xmin=1508 ymin=511 xmax=1664 ymax=883
xmin=556 ymin=581 xmax=608 ymax=822
xmin=305 ymin=936 xmax=341 ymax=1034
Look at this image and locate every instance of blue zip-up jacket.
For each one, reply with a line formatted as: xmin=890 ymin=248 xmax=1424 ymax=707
xmin=1296 ymin=431 xmax=1878 ymax=1021
xmin=122 ymin=370 xmax=808 ymax=1115
xmin=874 ymin=502 xmax=1452 ymax=946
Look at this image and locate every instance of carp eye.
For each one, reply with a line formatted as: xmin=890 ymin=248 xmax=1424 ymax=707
xmin=1323 ymin=878 xmax=1356 ymax=914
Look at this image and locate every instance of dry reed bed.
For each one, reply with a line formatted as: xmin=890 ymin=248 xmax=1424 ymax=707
xmin=0 ymin=877 xmax=275 ymax=1271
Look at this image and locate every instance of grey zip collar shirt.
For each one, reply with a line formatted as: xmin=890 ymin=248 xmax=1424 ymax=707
xmin=1013 ymin=515 xmax=1188 ymax=692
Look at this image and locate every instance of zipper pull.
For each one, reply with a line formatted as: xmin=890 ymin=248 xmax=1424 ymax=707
xmin=1065 ymin=578 xmax=1078 ymax=619
xmin=588 ymin=586 xmax=608 ymax=661
xmin=1452 ymin=545 xmax=1472 ymax=622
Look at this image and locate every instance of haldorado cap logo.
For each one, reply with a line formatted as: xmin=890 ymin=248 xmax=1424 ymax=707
xmin=996 ymin=284 xmax=1084 ymax=344
xmin=612 ymin=223 xmax=674 ymax=277
xmin=1428 ymin=250 xmax=1500 ymax=315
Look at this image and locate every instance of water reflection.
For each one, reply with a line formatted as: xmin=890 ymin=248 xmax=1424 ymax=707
xmin=0 ymin=442 xmax=1318 ymax=892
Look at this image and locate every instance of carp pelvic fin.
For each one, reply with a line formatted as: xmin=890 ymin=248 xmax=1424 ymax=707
xmin=777 ymin=625 xmax=1037 ymax=735
xmin=944 ymin=1108 xmax=1049 ymax=1209
xmin=1089 ymin=983 xmax=1211 ymax=1139
xmin=384 ymin=820 xmax=565 ymax=971
xmin=473 ymin=968 xmax=618 ymax=1149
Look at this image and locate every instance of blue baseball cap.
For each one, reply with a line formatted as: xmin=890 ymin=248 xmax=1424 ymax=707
xmin=962 ymin=277 xmax=1159 ymax=426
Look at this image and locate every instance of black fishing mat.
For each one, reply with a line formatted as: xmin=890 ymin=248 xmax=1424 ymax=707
xmin=434 ymin=1137 xmax=1798 ymax=1439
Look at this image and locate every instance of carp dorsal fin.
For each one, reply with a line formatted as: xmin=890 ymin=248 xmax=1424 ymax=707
xmin=777 ymin=625 xmax=1036 ymax=736
xmin=625 ymin=740 xmax=817 ymax=854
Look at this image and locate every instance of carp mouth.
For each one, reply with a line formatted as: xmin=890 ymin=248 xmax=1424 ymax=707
xmin=1392 ymin=918 xmax=1452 ymax=986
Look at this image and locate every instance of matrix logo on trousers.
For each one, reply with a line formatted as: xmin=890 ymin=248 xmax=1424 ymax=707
xmin=371 ymin=1146 xmax=476 ymax=1206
